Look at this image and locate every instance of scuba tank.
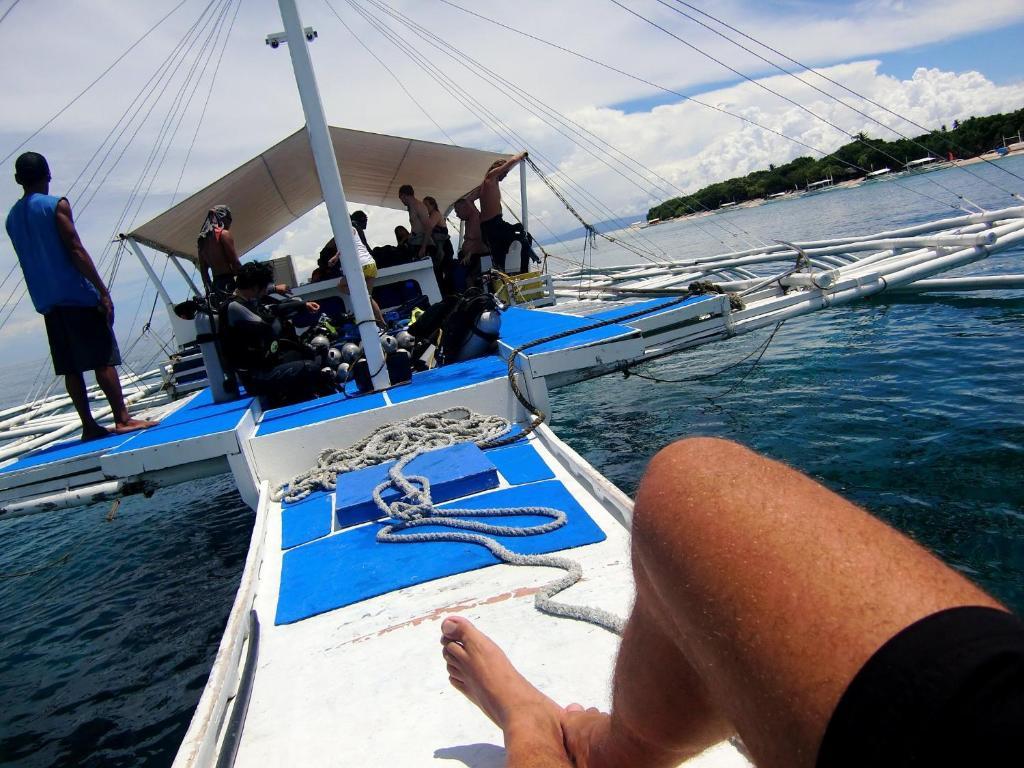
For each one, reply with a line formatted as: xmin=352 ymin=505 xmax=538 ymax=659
xmin=194 ymin=302 xmax=238 ymax=403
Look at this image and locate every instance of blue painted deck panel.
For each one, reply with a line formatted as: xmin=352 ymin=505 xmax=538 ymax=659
xmin=104 ymin=389 xmax=254 ymax=455
xmin=275 ymin=479 xmax=607 ymax=625
xmin=499 ymin=306 xmax=636 ymax=354
xmin=387 ymin=355 xmax=508 ymax=404
xmin=486 ymin=442 xmax=555 ymax=485
xmin=281 ymin=491 xmax=334 ymax=550
xmin=335 ymin=443 xmax=499 ymax=529
xmin=586 ymin=295 xmax=710 ymax=322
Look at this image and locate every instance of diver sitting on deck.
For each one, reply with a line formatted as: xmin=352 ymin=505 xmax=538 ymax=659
xmin=440 ymin=438 xmax=1024 ymax=768
xmin=219 ymin=261 xmax=334 ymax=408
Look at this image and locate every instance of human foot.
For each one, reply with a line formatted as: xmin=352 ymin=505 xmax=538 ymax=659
xmin=113 ymin=418 xmax=158 ymax=434
xmin=440 ymin=615 xmax=563 ymax=732
xmin=81 ymin=425 xmax=112 ymax=441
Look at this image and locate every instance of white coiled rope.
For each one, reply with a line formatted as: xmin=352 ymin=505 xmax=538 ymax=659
xmin=273 ymin=407 xmax=624 ymax=634
xmin=270 ymin=408 xmax=510 ymax=503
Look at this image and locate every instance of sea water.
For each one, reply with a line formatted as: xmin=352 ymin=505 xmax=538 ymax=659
xmin=1 ymin=157 xmax=1023 ymax=765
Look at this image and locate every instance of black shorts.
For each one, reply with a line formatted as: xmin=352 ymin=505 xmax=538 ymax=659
xmin=817 ymin=606 xmax=1024 ymax=767
xmin=480 ymin=214 xmax=515 ymax=269
xmin=44 ymin=304 xmax=121 ymax=376
xmin=212 ymin=273 xmax=236 ymax=294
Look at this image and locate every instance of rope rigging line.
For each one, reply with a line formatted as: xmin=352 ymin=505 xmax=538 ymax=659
xmin=431 ymin=0 xmax=768 ymax=246
xmin=87 ymin=0 xmax=236 ymax=286
xmin=321 ymin=0 xmax=458 ymax=145
xmin=436 ymin=0 xmax=963 ymax=213
xmin=338 ymin=0 xmax=624 ymax=255
xmin=0 ymin=0 xmax=191 ymax=165
xmin=607 ymin=0 xmax=988 ymax=210
xmin=171 ymin=0 xmax=243 ymax=203
xmin=359 ymin=0 xmax=756 ymax=254
xmin=345 ymin=0 xmax=679 ymax=263
xmin=670 ymin=0 xmax=1024 ymax=190
xmin=0 ymin=0 xmax=22 ymax=26
xmin=68 ymin=0 xmax=222 ymax=205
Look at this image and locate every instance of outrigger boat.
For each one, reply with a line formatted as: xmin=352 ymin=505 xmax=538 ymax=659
xmin=3 ymin=2 xmax=1024 ymax=766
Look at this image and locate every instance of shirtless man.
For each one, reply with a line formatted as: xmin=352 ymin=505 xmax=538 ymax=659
xmin=453 ymin=197 xmax=489 ymax=289
xmin=398 ymin=184 xmax=431 ymax=261
xmin=470 ymin=151 xmax=527 ymax=271
xmin=197 ymin=205 xmax=240 ymax=295
xmin=440 ymin=438 xmax=1024 ymax=768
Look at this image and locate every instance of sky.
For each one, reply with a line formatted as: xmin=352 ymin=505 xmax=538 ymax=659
xmin=1 ymin=0 xmax=1023 ymax=366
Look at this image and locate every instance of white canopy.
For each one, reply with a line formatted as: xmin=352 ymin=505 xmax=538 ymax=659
xmin=127 ymin=126 xmax=510 ymax=261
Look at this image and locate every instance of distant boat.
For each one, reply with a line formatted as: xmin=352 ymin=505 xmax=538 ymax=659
xmin=805 ymin=176 xmax=835 ymax=194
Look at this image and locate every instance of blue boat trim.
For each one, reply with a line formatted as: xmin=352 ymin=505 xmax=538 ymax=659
xmin=499 ymin=306 xmax=635 ymax=354
xmin=485 ymin=441 xmax=556 ymax=485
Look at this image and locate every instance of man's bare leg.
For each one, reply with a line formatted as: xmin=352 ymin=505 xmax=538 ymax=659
xmin=441 ymin=617 xmax=572 ymax=768
xmin=564 ymin=437 xmax=1004 ymax=768
xmin=65 ymin=372 xmax=108 ymax=440
xmin=94 ymin=366 xmax=157 ymax=433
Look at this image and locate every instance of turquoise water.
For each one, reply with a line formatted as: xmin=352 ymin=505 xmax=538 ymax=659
xmin=1 ymin=157 xmax=1023 ymax=765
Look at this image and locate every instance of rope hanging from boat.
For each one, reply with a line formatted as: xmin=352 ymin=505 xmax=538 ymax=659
xmin=374 ymin=444 xmax=625 ymax=635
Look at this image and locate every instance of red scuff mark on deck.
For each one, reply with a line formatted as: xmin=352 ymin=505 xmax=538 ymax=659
xmin=343 ymin=586 xmax=540 ymax=646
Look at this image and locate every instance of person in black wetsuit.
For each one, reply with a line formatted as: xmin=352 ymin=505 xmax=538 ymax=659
xmin=219 ymin=261 xmax=334 ymax=407
xmin=439 ymin=437 xmax=1024 ymax=768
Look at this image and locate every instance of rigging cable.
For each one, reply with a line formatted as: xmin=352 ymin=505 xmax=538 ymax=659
xmin=608 ymin=0 xmax=991 ymax=209
xmin=436 ymin=0 xmax=962 ymax=213
xmin=334 ymin=0 xmax=673 ymax=264
xmin=362 ymin=0 xmax=758 ymax=252
xmin=0 ymin=0 xmax=21 ymax=27
xmin=0 ymin=0 xmax=191 ymax=165
xmin=670 ymin=0 xmax=1024 ymax=189
xmin=348 ymin=0 xmax=679 ymax=261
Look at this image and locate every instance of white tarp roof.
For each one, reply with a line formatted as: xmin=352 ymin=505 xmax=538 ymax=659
xmin=128 ymin=126 xmax=510 ymax=261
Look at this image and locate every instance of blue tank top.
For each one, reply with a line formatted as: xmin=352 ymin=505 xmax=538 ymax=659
xmin=5 ymin=193 xmax=99 ymax=314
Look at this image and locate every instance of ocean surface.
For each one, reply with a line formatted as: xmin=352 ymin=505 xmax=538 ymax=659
xmin=2 ymin=157 xmax=1023 ymax=765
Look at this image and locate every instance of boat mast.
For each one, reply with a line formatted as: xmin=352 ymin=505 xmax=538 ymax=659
xmin=273 ymin=0 xmax=390 ymax=390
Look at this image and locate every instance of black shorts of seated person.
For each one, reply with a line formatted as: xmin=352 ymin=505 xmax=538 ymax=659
xmin=816 ymin=606 xmax=1024 ymax=768
xmin=480 ymin=214 xmax=516 ymax=271
xmin=44 ymin=304 xmax=121 ymax=376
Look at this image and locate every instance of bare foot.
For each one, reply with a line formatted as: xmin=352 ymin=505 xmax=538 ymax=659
xmin=81 ymin=425 xmax=112 ymax=442
xmin=441 ymin=615 xmax=563 ymax=731
xmin=113 ymin=418 xmax=159 ymax=434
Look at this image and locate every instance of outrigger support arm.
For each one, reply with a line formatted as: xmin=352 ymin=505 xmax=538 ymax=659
xmin=275 ymin=0 xmax=390 ymax=391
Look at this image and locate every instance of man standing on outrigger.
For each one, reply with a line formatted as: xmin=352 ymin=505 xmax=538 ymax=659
xmin=5 ymin=152 xmax=157 ymax=440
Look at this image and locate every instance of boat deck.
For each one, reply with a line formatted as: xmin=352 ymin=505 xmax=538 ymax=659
xmin=227 ymin=427 xmax=749 ymax=767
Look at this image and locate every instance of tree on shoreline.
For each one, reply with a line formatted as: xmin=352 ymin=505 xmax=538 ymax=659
xmin=648 ymin=106 xmax=1024 ymax=221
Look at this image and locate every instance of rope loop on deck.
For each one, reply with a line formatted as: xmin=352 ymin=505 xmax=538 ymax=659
xmin=375 ymin=444 xmax=625 ymax=635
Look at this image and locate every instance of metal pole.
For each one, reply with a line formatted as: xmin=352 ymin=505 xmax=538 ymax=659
xmin=125 ymin=237 xmax=174 ymax=307
xmin=519 ymin=161 xmax=529 ymax=233
xmin=168 ymin=254 xmax=203 ymax=296
xmin=275 ymin=0 xmax=389 ymax=390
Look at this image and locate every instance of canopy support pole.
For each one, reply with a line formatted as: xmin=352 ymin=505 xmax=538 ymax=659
xmin=275 ymin=0 xmax=389 ymax=390
xmin=126 ymin=236 xmax=174 ymax=307
xmin=168 ymin=254 xmax=203 ymax=297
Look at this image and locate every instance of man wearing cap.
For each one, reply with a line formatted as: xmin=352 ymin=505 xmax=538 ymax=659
xmin=5 ymin=152 xmax=156 ymax=440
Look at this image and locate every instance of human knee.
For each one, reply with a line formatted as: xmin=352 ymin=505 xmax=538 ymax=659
xmin=632 ymin=437 xmax=752 ymax=543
